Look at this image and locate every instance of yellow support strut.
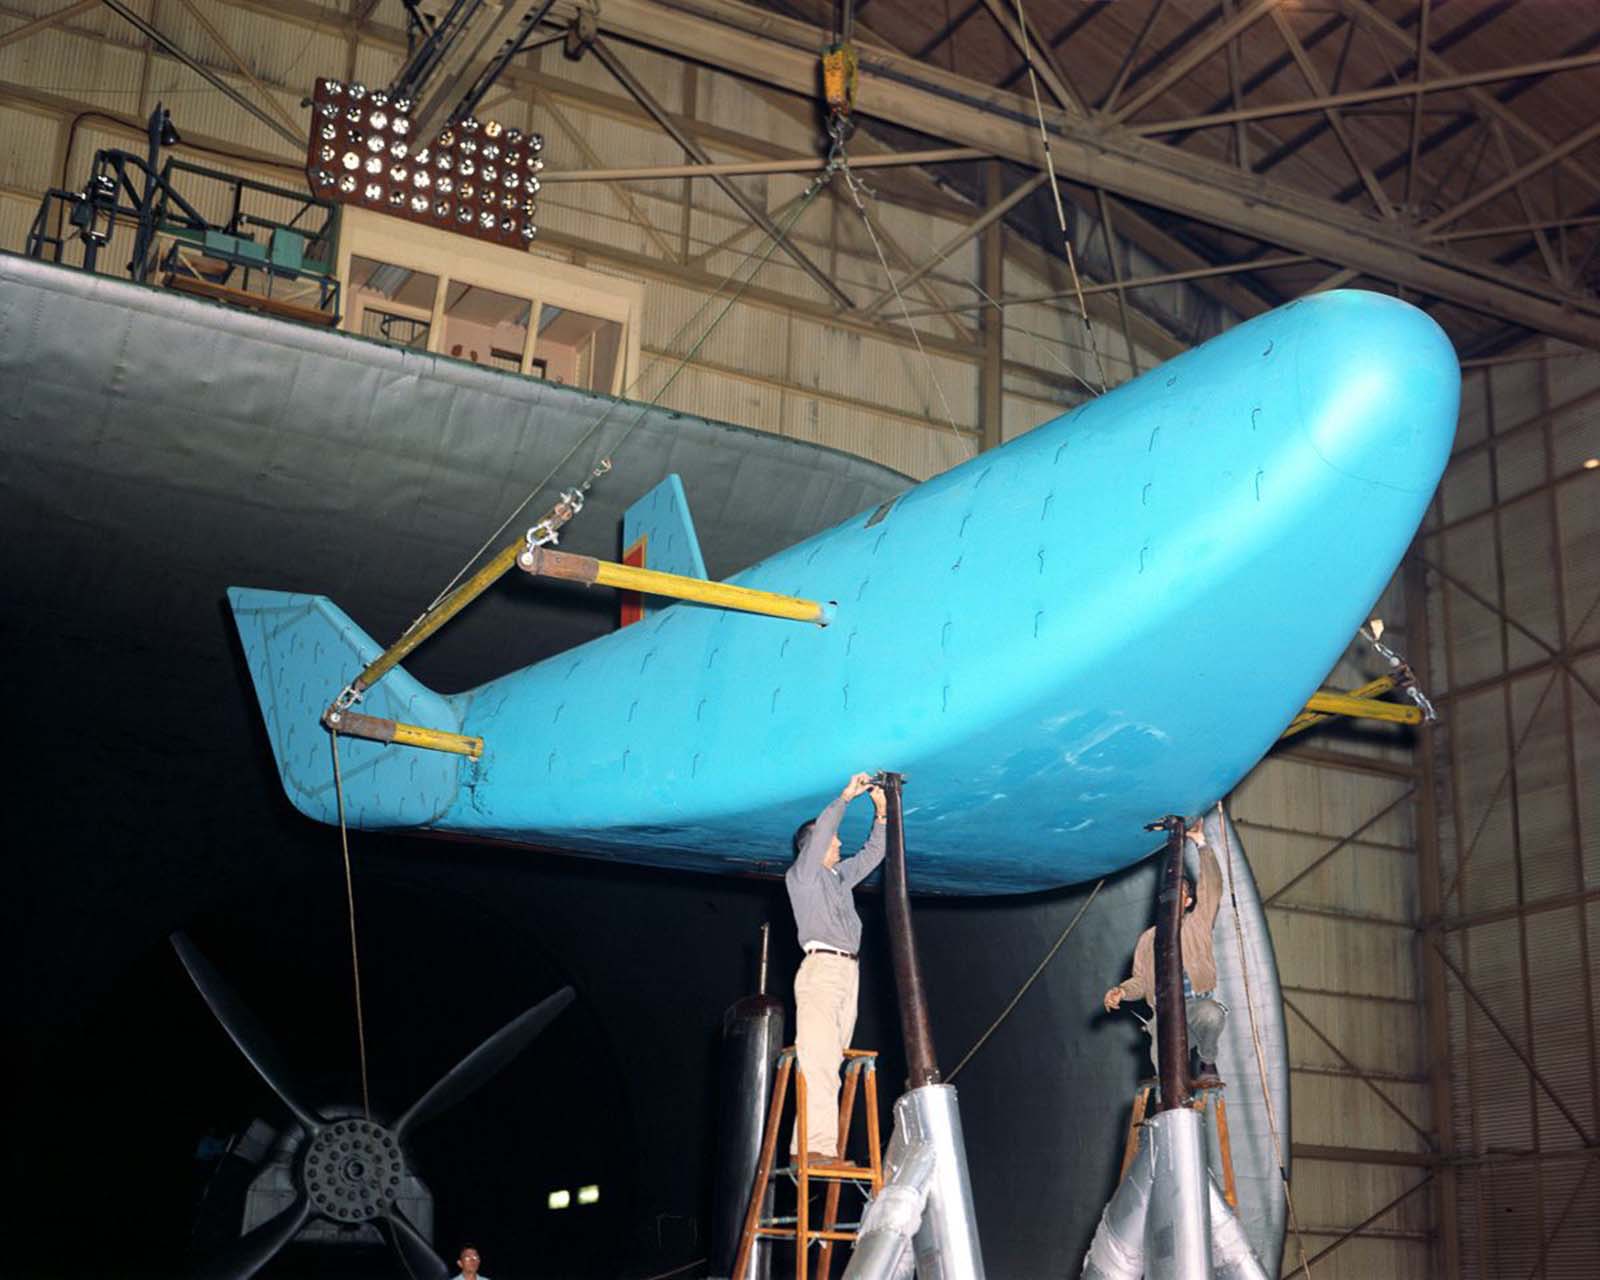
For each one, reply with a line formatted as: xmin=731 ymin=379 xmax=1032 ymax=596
xmin=519 ymin=547 xmax=830 ymax=625
xmin=324 ymin=709 xmax=485 ymax=760
xmin=1280 ymin=676 xmax=1420 ymax=741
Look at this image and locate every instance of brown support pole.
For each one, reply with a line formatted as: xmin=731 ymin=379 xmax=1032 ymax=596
xmin=880 ymin=773 xmax=939 ymax=1088
xmin=1406 ymin=549 xmax=1463 ymax=1280
xmin=1149 ymin=815 xmax=1191 ymax=1111
xmin=978 ymin=161 xmax=1004 ymax=453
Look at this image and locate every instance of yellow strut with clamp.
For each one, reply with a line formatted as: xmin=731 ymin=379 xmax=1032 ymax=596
xmin=324 ymin=708 xmax=484 ymax=760
xmin=519 ymin=547 xmax=831 ymax=625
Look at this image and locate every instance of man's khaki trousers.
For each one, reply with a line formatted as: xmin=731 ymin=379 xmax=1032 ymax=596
xmin=791 ymin=951 xmax=859 ymax=1158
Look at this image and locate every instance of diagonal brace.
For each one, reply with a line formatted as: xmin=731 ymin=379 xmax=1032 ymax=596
xmin=584 ymin=36 xmax=856 ymax=310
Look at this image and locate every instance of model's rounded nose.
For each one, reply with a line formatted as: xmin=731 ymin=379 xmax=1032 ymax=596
xmin=1294 ymin=291 xmax=1460 ymax=492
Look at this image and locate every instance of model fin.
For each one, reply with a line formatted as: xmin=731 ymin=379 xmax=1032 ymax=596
xmin=227 ymin=587 xmax=465 ymax=830
xmin=619 ymin=473 xmax=707 ymax=626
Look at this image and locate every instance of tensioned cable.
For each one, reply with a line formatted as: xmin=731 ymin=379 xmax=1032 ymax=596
xmin=415 ymin=171 xmax=834 ymax=620
xmin=329 ymin=732 xmax=373 ymax=1122
xmin=1219 ymin=803 xmax=1312 ymax=1280
xmin=839 ymin=163 xmax=975 ymax=462
xmin=947 ymin=878 xmax=1105 ymax=1081
xmin=1007 ymin=0 xmax=1109 ymax=395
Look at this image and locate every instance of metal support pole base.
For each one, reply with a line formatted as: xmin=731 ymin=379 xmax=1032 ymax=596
xmin=844 ymin=1084 xmax=985 ymax=1280
xmin=1082 ymin=1107 xmax=1266 ymax=1280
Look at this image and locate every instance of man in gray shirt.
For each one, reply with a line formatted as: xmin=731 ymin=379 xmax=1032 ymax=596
xmin=785 ymin=771 xmax=887 ymax=1167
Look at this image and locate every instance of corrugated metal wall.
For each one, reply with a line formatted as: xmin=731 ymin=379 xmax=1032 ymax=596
xmin=1421 ymin=343 xmax=1600 ymax=1280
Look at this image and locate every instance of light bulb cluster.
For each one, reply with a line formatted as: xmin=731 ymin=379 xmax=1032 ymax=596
xmin=306 ymin=78 xmax=541 ymax=248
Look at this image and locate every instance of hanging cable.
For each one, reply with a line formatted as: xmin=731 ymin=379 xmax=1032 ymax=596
xmin=838 ymin=161 xmax=975 ymax=462
xmin=1007 ymin=0 xmax=1109 ymax=394
xmin=411 ymin=169 xmax=835 ymax=625
xmin=1218 ymin=803 xmax=1312 ymax=1279
xmin=329 ymin=731 xmax=373 ymax=1122
xmin=947 ymin=878 xmax=1105 ymax=1081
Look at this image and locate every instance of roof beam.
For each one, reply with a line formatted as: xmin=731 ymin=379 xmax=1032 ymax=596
xmin=586 ymin=0 xmax=1600 ymax=348
xmin=859 ymin=172 xmax=1046 ymax=318
xmin=1107 ymin=0 xmax=1281 ymax=125
xmin=0 ymin=0 xmax=97 ymax=53
xmin=1130 ymin=49 xmax=1600 ymax=137
xmin=977 ymin=0 xmax=1085 ymax=116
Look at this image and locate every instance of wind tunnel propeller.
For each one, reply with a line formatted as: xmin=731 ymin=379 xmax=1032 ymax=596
xmin=171 ymin=933 xmax=574 ymax=1280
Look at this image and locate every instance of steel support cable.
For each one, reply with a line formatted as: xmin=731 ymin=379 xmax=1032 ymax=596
xmin=1006 ymin=0 xmax=1109 ymax=395
xmin=947 ymin=879 xmax=1105 ymax=1081
xmin=1219 ymin=804 xmax=1312 ymax=1280
xmin=839 ymin=163 xmax=975 ymax=462
xmin=329 ymin=732 xmax=373 ymax=1123
xmin=411 ymin=171 xmax=834 ymax=622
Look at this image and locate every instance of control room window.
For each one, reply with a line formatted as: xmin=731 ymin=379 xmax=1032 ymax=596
xmin=533 ymin=307 xmax=623 ymax=394
xmin=441 ymin=281 xmax=533 ymax=371
xmin=349 ymin=256 xmax=439 ymax=349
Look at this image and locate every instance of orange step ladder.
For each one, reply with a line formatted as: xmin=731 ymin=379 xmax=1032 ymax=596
xmin=731 ymin=1047 xmax=885 ymax=1280
xmin=1120 ymin=1075 xmax=1238 ymax=1208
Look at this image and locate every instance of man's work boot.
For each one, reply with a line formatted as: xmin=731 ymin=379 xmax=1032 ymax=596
xmin=805 ymin=1151 xmax=848 ymax=1170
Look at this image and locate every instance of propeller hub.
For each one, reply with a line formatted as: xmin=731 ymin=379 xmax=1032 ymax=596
xmin=300 ymin=1118 xmax=406 ymax=1224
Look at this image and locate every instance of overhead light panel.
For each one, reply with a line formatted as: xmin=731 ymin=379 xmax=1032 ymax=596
xmin=306 ymin=77 xmax=538 ymax=249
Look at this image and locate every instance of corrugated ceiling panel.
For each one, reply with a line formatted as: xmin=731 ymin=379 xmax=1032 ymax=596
xmin=1556 ymin=479 xmax=1600 ymax=649
xmin=0 ymin=105 xmax=59 ymax=195
xmin=1440 ymin=516 xmax=1515 ymax=688
xmin=0 ymin=22 xmax=145 ymax=113
xmin=351 ymin=41 xmax=403 ymax=93
xmin=1256 ymin=833 xmax=1416 ymax=922
xmin=1509 ymin=671 xmax=1580 ymax=902
xmin=786 ymin=315 xmax=978 ymax=431
xmin=638 ymin=285 xmax=786 ymax=383
xmin=1439 ymin=447 xmax=1493 ymax=530
xmin=1269 ymin=910 xmax=1418 ymax=1003
xmin=1000 ymin=392 xmax=1063 ymax=444
xmin=1578 ymin=659 xmax=1600 ymax=888
xmin=0 ymin=188 xmax=43 ymax=256
xmin=1523 ymin=905 xmax=1597 ymax=1151
xmin=1457 ymin=921 xmax=1538 ymax=1154
xmin=1444 ymin=687 xmax=1519 ymax=917
xmin=1492 ymin=423 xmax=1548 ymax=506
xmin=1497 ymin=492 xmax=1562 ymax=654
xmin=4 ymin=0 xmax=152 ymax=46
xmin=1280 ymin=988 xmax=1424 ymax=1079
xmin=538 ymin=194 xmax=656 ymax=260
xmin=155 ymin=2 xmax=338 ymax=95
xmin=1290 ymin=1070 xmax=1431 ymax=1154
xmin=1293 ymin=1160 xmax=1433 ymax=1242
xmin=1535 ymin=1155 xmax=1600 ymax=1280
xmin=692 ymin=67 xmax=812 ymax=154
xmin=1294 ymin=1236 xmax=1426 ymax=1280
xmin=1545 ymin=342 xmax=1600 ymax=405
xmin=649 ymin=362 xmax=780 ymax=438
xmin=1455 ymin=368 xmax=1490 ymax=451
xmin=1550 ymin=396 xmax=1600 ymax=475
xmin=781 ymin=394 xmax=965 ymax=482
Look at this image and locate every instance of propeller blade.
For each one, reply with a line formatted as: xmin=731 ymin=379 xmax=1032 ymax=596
xmin=195 ymin=1189 xmax=312 ymax=1280
xmin=396 ymin=986 xmax=574 ymax=1140
xmin=171 ymin=933 xmax=324 ymax=1133
xmin=385 ymin=1203 xmax=451 ymax=1280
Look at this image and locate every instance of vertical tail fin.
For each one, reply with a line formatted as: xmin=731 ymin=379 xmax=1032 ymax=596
xmin=619 ymin=474 xmax=707 ymax=626
xmin=228 ymin=588 xmax=466 ymax=830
